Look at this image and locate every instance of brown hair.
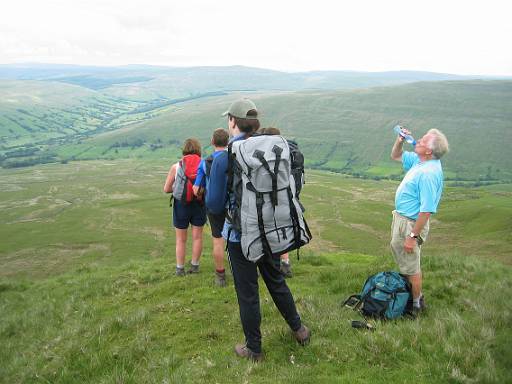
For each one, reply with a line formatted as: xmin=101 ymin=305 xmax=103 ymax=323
xmin=212 ymin=128 xmax=229 ymax=147
xmin=182 ymin=138 xmax=202 ymax=156
xmin=259 ymin=126 xmax=281 ymax=135
xmin=230 ymin=109 xmax=260 ymax=137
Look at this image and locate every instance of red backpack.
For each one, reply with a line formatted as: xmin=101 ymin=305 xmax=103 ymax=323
xmin=172 ymin=154 xmax=202 ymax=203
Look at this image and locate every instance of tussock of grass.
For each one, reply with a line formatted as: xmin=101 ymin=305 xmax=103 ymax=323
xmin=1 ymin=252 xmax=510 ymax=383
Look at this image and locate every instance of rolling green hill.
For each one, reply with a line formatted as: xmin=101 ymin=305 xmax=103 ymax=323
xmin=1 ymin=78 xmax=511 ymax=181
xmin=62 ymin=80 xmax=512 ymax=182
xmin=0 ymin=80 xmax=143 ymax=164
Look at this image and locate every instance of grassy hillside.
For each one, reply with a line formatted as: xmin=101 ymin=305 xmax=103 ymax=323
xmin=1 ymin=79 xmax=511 ymax=181
xmin=67 ymin=81 xmax=512 ymax=182
xmin=0 ymin=160 xmax=510 ymax=383
xmin=0 ymin=80 xmax=142 ymax=163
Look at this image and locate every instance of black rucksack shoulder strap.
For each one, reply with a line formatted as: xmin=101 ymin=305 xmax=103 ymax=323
xmin=226 ymin=142 xmax=234 ymax=194
xmin=205 ymin=154 xmax=214 ymax=178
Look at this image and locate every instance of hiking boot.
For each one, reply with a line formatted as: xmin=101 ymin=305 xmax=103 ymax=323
xmin=215 ymin=271 xmax=227 ymax=287
xmin=419 ymin=295 xmax=427 ymax=310
xmin=410 ymin=306 xmax=423 ymax=318
xmin=234 ymin=344 xmax=264 ymax=362
xmin=175 ymin=267 xmax=185 ymax=277
xmin=293 ymin=325 xmax=311 ymax=346
xmin=280 ymin=262 xmax=293 ymax=278
xmin=187 ymin=264 xmax=199 ymax=274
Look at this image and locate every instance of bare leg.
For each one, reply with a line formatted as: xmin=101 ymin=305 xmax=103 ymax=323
xmin=191 ymin=225 xmax=203 ymax=264
xmin=212 ymin=237 xmax=225 ymax=270
xmin=175 ymin=228 xmax=188 ymax=266
xmin=407 ymin=272 xmax=422 ymax=300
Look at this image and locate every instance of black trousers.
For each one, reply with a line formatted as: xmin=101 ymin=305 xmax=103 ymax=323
xmin=228 ymin=241 xmax=302 ymax=353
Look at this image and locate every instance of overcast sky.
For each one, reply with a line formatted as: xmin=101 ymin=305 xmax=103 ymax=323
xmin=1 ymin=0 xmax=511 ymax=75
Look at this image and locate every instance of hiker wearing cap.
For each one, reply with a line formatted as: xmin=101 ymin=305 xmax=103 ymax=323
xmin=390 ymin=128 xmax=449 ymax=316
xmin=192 ymin=128 xmax=230 ymax=287
xmin=207 ymin=98 xmax=310 ymax=362
xmin=163 ymin=138 xmax=207 ymax=276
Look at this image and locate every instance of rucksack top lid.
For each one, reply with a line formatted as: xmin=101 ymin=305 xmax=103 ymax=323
xmin=232 ymin=135 xmax=291 ymax=174
xmin=180 ymin=154 xmax=202 ymax=177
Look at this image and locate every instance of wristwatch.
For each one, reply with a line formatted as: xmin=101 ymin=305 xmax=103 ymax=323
xmin=409 ymin=232 xmax=418 ymax=239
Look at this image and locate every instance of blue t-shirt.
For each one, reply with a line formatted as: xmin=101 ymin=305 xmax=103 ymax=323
xmin=194 ymin=150 xmax=226 ymax=189
xmin=194 ymin=159 xmax=206 ymax=189
xmin=206 ymin=133 xmax=245 ymax=243
xmin=395 ymin=151 xmax=444 ymax=220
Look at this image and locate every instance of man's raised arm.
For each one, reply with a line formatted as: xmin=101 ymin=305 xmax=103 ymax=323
xmin=391 ymin=135 xmax=405 ymax=161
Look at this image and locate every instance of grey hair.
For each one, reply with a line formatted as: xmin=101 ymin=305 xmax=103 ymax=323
xmin=426 ymin=129 xmax=449 ymax=159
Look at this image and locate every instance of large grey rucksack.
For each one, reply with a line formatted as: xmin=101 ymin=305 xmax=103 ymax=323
xmin=227 ymin=135 xmax=312 ymax=262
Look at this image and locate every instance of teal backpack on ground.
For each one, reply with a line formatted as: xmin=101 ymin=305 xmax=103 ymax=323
xmin=344 ymin=271 xmax=412 ymax=320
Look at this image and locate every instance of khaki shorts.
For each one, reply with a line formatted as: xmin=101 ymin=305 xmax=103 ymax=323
xmin=390 ymin=210 xmax=430 ymax=275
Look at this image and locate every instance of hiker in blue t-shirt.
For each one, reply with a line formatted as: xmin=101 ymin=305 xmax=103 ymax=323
xmin=192 ymin=128 xmax=229 ymax=287
xmin=207 ymin=98 xmax=310 ymax=362
xmin=390 ymin=128 xmax=449 ymax=316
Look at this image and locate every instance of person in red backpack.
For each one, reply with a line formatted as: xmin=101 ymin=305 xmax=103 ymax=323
xmin=163 ymin=138 xmax=207 ymax=276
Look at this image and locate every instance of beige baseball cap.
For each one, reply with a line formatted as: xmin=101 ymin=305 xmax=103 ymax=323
xmin=222 ymin=98 xmax=258 ymax=119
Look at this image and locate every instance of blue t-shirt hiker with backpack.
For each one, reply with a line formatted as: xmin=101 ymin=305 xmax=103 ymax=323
xmin=192 ymin=128 xmax=230 ymax=287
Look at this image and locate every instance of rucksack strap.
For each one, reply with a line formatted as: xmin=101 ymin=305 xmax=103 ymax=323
xmin=252 ymin=149 xmax=279 ymax=207
xmin=272 ymin=145 xmax=283 ymax=206
xmin=205 ymin=154 xmax=214 ymax=178
xmin=286 ymin=186 xmax=301 ymax=250
xmin=255 ymin=190 xmax=273 ymax=257
xmin=178 ymin=160 xmax=188 ymax=202
xmin=224 ymin=227 xmax=232 ymax=252
xmin=226 ymin=143 xmax=234 ymax=195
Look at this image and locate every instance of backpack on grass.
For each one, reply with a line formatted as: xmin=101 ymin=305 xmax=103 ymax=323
xmin=344 ymin=271 xmax=412 ymax=320
xmin=227 ymin=134 xmax=312 ymax=262
xmin=172 ymin=154 xmax=202 ymax=204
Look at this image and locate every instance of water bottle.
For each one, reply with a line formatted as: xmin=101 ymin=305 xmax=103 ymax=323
xmin=393 ymin=125 xmax=416 ymax=146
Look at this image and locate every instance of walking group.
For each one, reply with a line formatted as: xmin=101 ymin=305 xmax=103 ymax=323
xmin=163 ymin=98 xmax=449 ymax=361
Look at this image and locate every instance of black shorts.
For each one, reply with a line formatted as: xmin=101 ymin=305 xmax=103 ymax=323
xmin=172 ymin=200 xmax=207 ymax=229
xmin=207 ymin=211 xmax=226 ymax=238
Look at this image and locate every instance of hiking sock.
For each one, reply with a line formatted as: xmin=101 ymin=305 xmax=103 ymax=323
xmin=413 ymin=297 xmax=421 ymax=308
xmin=191 ymin=261 xmax=200 ymax=267
xmin=176 ymin=264 xmax=184 ymax=269
xmin=216 ymin=268 xmax=225 ymax=274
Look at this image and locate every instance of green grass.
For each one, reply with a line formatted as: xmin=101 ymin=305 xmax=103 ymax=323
xmin=1 ymin=252 xmax=510 ymax=383
xmin=0 ymin=160 xmax=511 ymax=383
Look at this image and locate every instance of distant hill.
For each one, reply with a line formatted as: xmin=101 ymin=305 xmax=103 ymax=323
xmin=0 ymin=63 xmax=487 ymax=101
